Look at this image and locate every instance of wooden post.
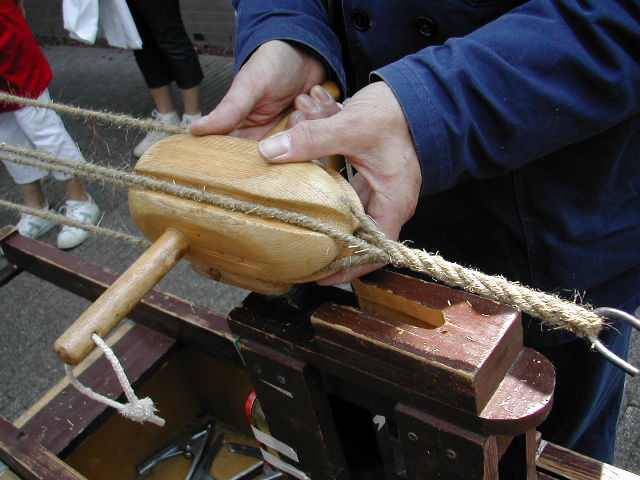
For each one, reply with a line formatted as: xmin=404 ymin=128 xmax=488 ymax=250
xmin=395 ymin=405 xmax=499 ymax=479
xmin=239 ymin=339 xmax=350 ymax=480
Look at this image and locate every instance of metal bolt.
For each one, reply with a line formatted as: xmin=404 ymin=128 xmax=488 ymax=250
xmin=277 ymin=375 xmax=286 ymax=385
xmin=253 ymin=364 xmax=262 ymax=374
xmin=407 ymin=432 xmax=418 ymax=441
xmin=445 ymin=449 xmax=457 ymax=460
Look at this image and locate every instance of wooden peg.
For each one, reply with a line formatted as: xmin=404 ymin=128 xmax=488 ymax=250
xmin=54 ymin=229 xmax=189 ymax=364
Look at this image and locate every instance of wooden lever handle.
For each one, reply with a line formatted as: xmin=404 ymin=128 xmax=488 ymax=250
xmin=54 ymin=229 xmax=190 ymax=365
xmin=263 ymin=81 xmax=341 ymax=138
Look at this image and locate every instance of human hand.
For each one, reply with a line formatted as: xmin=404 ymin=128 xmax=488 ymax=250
xmin=258 ymin=82 xmax=422 ymax=284
xmin=190 ymin=40 xmax=326 ymax=140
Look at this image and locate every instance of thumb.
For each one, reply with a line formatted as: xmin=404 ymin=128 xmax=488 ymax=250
xmin=258 ymin=116 xmax=343 ymax=163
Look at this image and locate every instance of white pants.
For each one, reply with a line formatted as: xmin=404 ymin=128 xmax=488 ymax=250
xmin=0 ymin=89 xmax=84 ymax=185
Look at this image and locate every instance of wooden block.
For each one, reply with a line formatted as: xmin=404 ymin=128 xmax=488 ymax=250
xmin=131 ymin=134 xmax=362 ymax=285
xmin=313 ymin=271 xmax=523 ymax=414
xmin=239 ymin=339 xmax=350 ymax=480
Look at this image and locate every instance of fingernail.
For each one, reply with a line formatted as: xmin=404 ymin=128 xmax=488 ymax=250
xmin=297 ymin=94 xmax=321 ymax=113
xmin=311 ymin=86 xmax=333 ymax=104
xmin=290 ymin=110 xmax=306 ymax=126
xmin=190 ymin=116 xmax=206 ymax=128
xmin=259 ymin=132 xmax=291 ymax=160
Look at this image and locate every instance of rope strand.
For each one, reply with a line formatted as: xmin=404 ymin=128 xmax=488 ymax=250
xmin=65 ymin=334 xmax=165 ymax=426
xmin=0 ymin=198 xmax=150 ymax=248
xmin=0 ymin=91 xmax=186 ymax=135
xmin=0 ymin=143 xmax=373 ymax=252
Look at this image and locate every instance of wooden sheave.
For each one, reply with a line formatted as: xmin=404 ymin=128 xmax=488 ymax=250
xmin=131 ymin=134 xmax=360 ymax=291
xmin=55 ymin=132 xmax=362 ymax=365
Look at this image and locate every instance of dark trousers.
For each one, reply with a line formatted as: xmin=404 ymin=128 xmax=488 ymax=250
xmin=126 ymin=0 xmax=203 ymax=89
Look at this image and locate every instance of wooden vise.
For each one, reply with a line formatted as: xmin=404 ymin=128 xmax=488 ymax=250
xmin=228 ymin=269 xmax=554 ymax=479
xmin=8 ymin=227 xmax=617 ymax=479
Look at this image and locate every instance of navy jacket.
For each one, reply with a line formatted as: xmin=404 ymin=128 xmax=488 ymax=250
xmin=232 ymin=0 xmax=640 ymax=347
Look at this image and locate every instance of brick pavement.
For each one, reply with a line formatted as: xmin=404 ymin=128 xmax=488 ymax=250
xmin=0 ymin=45 xmax=639 ymax=475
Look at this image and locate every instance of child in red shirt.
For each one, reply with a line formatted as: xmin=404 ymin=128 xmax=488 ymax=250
xmin=1 ymin=0 xmax=100 ymax=248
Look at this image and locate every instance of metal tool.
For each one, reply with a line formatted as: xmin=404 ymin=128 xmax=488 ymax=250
xmin=589 ymin=307 xmax=640 ymax=376
xmin=190 ymin=432 xmax=225 ymax=480
xmin=137 ymin=422 xmax=217 ymax=479
xmin=227 ymin=443 xmax=285 ymax=480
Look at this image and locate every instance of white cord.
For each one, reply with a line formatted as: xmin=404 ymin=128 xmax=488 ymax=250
xmin=65 ymin=333 xmax=165 ymax=426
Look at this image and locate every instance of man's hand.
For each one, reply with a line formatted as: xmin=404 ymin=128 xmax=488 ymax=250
xmin=258 ymin=82 xmax=422 ymax=284
xmin=190 ymin=40 xmax=326 ymax=140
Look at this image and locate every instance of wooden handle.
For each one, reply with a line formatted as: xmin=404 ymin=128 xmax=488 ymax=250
xmin=54 ymin=229 xmax=190 ymax=365
xmin=263 ymin=81 xmax=341 ymax=138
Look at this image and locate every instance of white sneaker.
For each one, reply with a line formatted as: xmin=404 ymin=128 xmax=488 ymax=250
xmin=133 ymin=110 xmax=180 ymax=158
xmin=180 ymin=112 xmax=202 ymax=129
xmin=57 ymin=193 xmax=100 ymax=249
xmin=17 ymin=205 xmax=56 ymax=239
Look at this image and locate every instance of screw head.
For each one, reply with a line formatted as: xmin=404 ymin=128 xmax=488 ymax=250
xmin=253 ymin=364 xmax=262 ymax=374
xmin=407 ymin=432 xmax=418 ymax=441
xmin=277 ymin=375 xmax=286 ymax=385
xmin=446 ymin=449 xmax=457 ymax=460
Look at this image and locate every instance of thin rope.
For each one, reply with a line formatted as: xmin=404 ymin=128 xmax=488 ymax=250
xmin=0 ymin=144 xmax=369 ymax=250
xmin=0 ymin=91 xmax=186 ymax=135
xmin=0 ymin=98 xmax=605 ymax=341
xmin=0 ymin=198 xmax=150 ymax=247
xmin=65 ymin=334 xmax=165 ymax=426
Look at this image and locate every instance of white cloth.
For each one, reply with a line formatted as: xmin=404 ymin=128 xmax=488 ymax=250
xmin=63 ymin=0 xmax=142 ymax=50
xmin=0 ymin=90 xmax=83 ymax=184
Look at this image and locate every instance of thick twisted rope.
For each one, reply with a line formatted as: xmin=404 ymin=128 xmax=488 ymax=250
xmin=351 ymin=210 xmax=602 ymax=338
xmin=0 ymin=96 xmax=605 ymax=341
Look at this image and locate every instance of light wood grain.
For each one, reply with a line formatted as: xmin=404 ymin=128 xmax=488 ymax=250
xmin=131 ymin=134 xmax=361 ymax=285
xmin=55 ymin=107 xmax=362 ymax=364
xmin=353 ymin=277 xmax=446 ymax=328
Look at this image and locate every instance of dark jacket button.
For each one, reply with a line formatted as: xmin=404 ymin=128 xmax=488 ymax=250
xmin=417 ymin=16 xmax=438 ymax=38
xmin=352 ymin=9 xmax=372 ymax=31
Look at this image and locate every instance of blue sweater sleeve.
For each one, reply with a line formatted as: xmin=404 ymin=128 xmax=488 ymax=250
xmin=374 ymin=0 xmax=640 ymax=194
xmin=231 ymin=0 xmax=346 ymax=93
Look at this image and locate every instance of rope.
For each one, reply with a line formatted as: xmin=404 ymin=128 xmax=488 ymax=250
xmin=0 ymin=91 xmax=186 ymax=135
xmin=65 ymin=333 xmax=165 ymax=426
xmin=0 ymin=96 xmax=604 ymax=341
xmin=0 ymin=198 xmax=150 ymax=247
xmin=355 ymin=206 xmax=603 ymax=338
xmin=0 ymin=144 xmax=369 ymax=250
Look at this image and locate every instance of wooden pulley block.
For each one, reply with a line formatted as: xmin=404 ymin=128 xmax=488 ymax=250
xmin=130 ymin=133 xmax=361 ymax=292
xmin=54 ymin=81 xmax=364 ymax=365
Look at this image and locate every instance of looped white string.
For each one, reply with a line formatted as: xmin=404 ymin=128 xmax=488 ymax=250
xmin=65 ymin=333 xmax=165 ymax=426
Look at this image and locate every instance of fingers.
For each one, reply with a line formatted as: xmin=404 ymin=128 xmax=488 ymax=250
xmin=190 ymin=78 xmax=258 ymax=136
xmin=316 ymin=263 xmax=385 ymax=286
